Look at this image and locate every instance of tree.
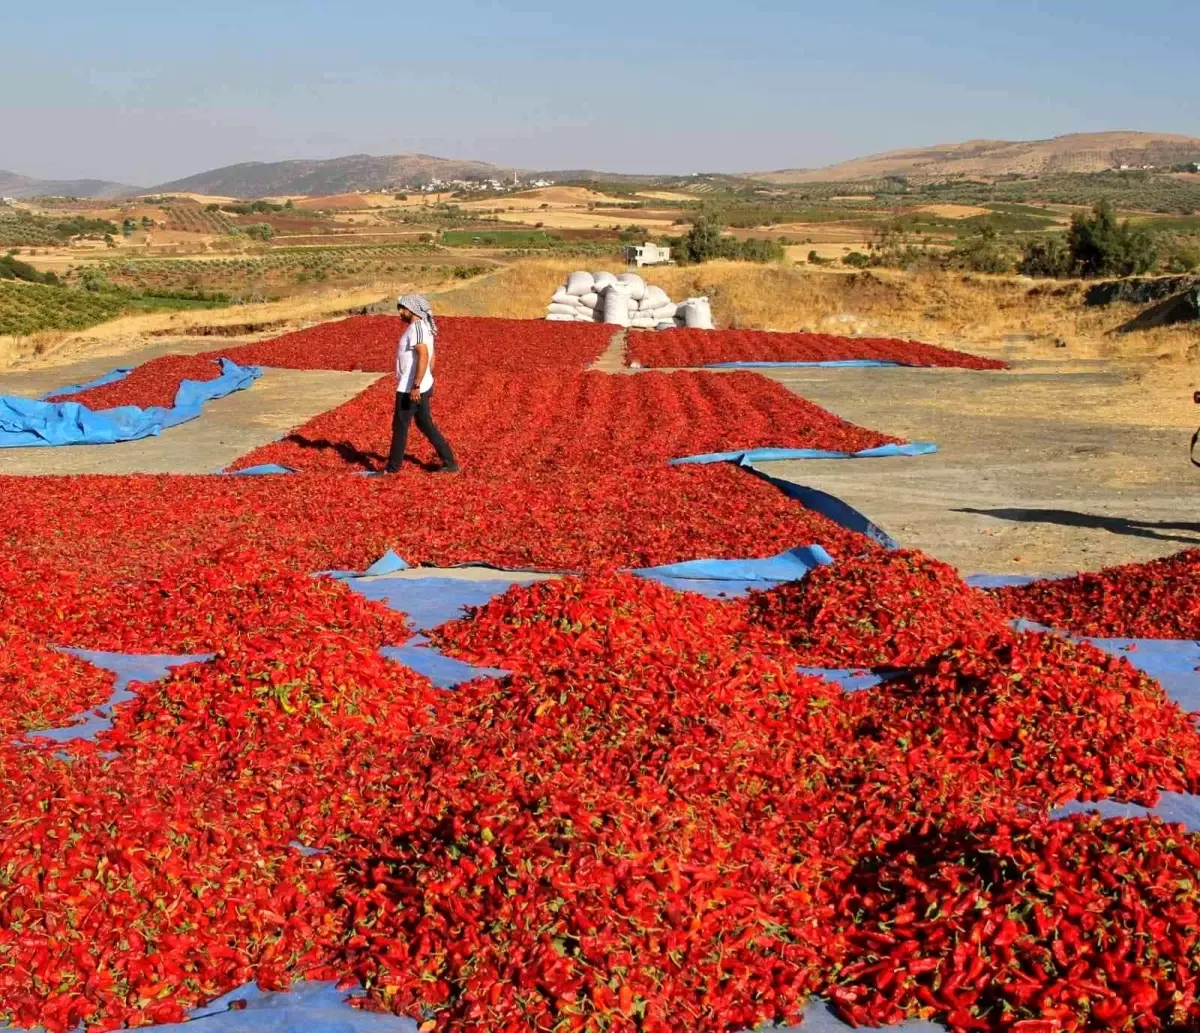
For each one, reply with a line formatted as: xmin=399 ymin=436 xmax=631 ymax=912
xmin=1017 ymin=237 xmax=1073 ymax=278
xmin=1018 ymin=202 xmax=1158 ymax=279
xmin=679 ymin=216 xmax=726 ymax=264
xmin=1066 ymin=200 xmax=1157 ymax=278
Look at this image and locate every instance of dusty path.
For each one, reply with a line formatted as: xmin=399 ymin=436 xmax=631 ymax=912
xmin=755 ymin=360 xmax=1200 ymax=575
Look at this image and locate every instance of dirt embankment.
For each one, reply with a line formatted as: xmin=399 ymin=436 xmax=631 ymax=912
xmin=434 ymin=259 xmax=1200 ymax=365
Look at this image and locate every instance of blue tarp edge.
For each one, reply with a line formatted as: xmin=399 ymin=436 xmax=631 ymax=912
xmin=40 ymin=365 xmax=134 ymax=400
xmin=0 ymin=358 xmax=262 ymax=448
xmin=670 ymin=441 xmax=938 ymax=465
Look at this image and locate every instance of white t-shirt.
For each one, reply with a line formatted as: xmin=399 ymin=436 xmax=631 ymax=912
xmin=396 ymin=319 xmax=435 ymax=393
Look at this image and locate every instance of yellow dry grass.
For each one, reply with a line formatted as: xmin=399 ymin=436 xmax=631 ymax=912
xmin=432 ymin=258 xmax=1200 ymax=364
xmin=490 ymin=209 xmax=680 ymax=230
xmin=0 ymin=266 xmax=491 ymax=370
xmin=916 ymin=204 xmax=993 ymax=219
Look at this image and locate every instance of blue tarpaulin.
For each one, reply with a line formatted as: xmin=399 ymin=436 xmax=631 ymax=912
xmin=637 ymin=544 xmax=834 ymax=583
xmin=0 ymin=358 xmax=262 ymax=448
xmin=671 ymin=441 xmax=938 ymax=465
xmin=382 ymin=635 xmax=509 ymax=689
xmin=346 ymin=574 xmax=539 ymax=632
xmin=749 ymin=465 xmax=900 ymax=548
xmin=231 ymin=463 xmax=297 ymax=476
xmin=160 ymin=981 xmax=419 ymax=1033
xmin=1052 ymin=792 xmax=1200 ymax=834
xmin=40 ymin=365 xmax=134 ymax=400
xmin=31 ymin=649 xmax=209 ymax=744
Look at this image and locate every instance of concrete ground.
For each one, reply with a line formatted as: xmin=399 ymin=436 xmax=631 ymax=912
xmin=3 ymin=333 xmax=1198 ymax=575
xmin=755 ymin=360 xmax=1200 ymax=575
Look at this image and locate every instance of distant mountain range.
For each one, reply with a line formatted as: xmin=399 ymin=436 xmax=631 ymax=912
xmin=0 ymin=170 xmax=142 ymax=200
xmin=752 ymin=131 xmax=1200 ymax=184
xmin=5 ymin=132 xmax=1200 ymax=200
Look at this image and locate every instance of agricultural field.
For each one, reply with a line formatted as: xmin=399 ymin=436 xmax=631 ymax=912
xmin=0 ymin=280 xmax=228 ymax=336
xmin=76 ymin=243 xmax=471 ymax=300
xmin=163 ymin=205 xmax=237 ymax=234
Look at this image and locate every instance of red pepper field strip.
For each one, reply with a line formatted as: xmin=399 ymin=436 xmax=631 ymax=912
xmin=214 ymin=315 xmax=615 ymax=373
xmin=230 ymin=368 xmax=899 ymax=474
xmin=627 ymin=326 xmax=1007 ymax=370
xmin=989 ymin=549 xmax=1200 ymax=639
xmin=4 ymin=314 xmax=1200 ymax=1032
xmin=46 ymin=355 xmax=225 ymax=411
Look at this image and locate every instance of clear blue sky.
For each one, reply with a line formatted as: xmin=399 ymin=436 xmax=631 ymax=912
xmin=3 ymin=0 xmax=1198 ymax=185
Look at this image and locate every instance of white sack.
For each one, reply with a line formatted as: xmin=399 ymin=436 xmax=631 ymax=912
xmin=602 ymin=283 xmax=634 ymax=327
xmin=630 ymin=317 xmax=657 ymax=330
xmin=655 ymin=321 xmax=676 ymax=331
xmin=566 ymin=271 xmax=595 ymax=297
xmin=616 ymin=272 xmax=646 ymax=301
xmin=545 ymin=313 xmax=575 ymax=322
xmin=641 ymin=285 xmax=670 ymax=310
xmin=548 ymin=302 xmax=582 ymax=317
xmin=592 ymin=271 xmax=618 ymax=292
xmin=551 ymin=290 xmax=575 ymax=306
xmin=579 ymin=292 xmax=600 ymax=309
xmin=680 ymin=296 xmax=714 ymax=330
xmin=650 ymin=302 xmax=678 ymax=320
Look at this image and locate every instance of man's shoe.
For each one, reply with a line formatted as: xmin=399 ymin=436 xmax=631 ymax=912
xmin=436 ymin=464 xmax=462 ymax=475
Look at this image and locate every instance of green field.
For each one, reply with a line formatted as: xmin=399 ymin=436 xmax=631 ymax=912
xmin=441 ymin=229 xmax=553 ymax=246
xmin=0 ymin=281 xmax=228 ymax=336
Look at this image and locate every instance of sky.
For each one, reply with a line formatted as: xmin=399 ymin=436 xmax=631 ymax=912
xmin=2 ymin=0 xmax=1199 ymax=186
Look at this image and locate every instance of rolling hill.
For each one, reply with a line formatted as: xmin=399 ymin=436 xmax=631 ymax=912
xmin=0 ymin=170 xmax=141 ymax=199
xmin=149 ymin=154 xmax=537 ymax=198
xmin=753 ymin=132 xmax=1200 ymax=184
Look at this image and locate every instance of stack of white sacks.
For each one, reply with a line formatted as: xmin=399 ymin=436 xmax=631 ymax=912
xmin=545 ymin=270 xmax=713 ymax=331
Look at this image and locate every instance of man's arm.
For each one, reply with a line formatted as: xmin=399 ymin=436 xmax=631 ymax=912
xmin=411 ymin=341 xmax=429 ymax=400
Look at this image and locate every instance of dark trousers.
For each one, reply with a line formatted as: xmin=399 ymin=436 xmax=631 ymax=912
xmin=386 ymin=388 xmax=457 ymax=472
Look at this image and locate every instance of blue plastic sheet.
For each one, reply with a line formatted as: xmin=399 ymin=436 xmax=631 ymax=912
xmin=671 ymin=441 xmax=938 ymax=465
xmin=382 ymin=635 xmax=509 ymax=689
xmin=231 ymin=463 xmax=297 ymax=476
xmin=705 ymin=359 xmax=909 ymax=369
xmin=1085 ymin=636 xmax=1200 ymax=712
xmin=325 ymin=550 xmax=411 ymax=581
xmin=39 ymin=365 xmax=133 ymax=400
xmin=158 ymin=981 xmax=419 ymax=1033
xmin=30 ymin=649 xmax=209 ymax=744
xmin=1052 ymin=792 xmax=1200 ymax=833
xmin=346 ymin=574 xmax=538 ymax=632
xmin=965 ymin=573 xmax=1043 ymax=589
xmin=768 ymin=999 xmax=944 ymax=1033
xmin=638 ymin=544 xmax=834 ymax=583
xmin=0 ymin=358 xmax=262 ymax=448
xmin=797 ymin=666 xmax=895 ymax=693
xmin=750 ymin=465 xmax=900 ymax=548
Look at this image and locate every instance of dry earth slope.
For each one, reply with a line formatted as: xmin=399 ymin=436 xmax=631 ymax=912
xmin=754 ymin=131 xmax=1200 ymax=184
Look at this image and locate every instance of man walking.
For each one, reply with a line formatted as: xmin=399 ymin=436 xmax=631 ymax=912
xmin=385 ymin=293 xmax=460 ymax=475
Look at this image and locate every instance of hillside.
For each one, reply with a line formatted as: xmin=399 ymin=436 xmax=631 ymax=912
xmin=754 ymin=131 xmax=1200 ymax=184
xmin=149 ymin=154 xmax=539 ymax=198
xmin=0 ymin=171 xmax=141 ymax=200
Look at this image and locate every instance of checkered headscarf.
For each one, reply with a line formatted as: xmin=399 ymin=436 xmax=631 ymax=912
xmin=396 ymin=293 xmax=438 ymax=338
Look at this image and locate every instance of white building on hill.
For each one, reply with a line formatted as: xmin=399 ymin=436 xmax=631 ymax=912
xmin=624 ymin=242 xmax=672 ymax=268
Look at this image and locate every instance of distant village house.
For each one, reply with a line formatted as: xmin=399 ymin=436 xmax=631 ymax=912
xmin=624 ymin=242 xmax=672 ymax=268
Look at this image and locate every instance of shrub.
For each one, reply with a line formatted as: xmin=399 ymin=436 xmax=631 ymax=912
xmin=842 ymin=251 xmax=871 ymax=268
